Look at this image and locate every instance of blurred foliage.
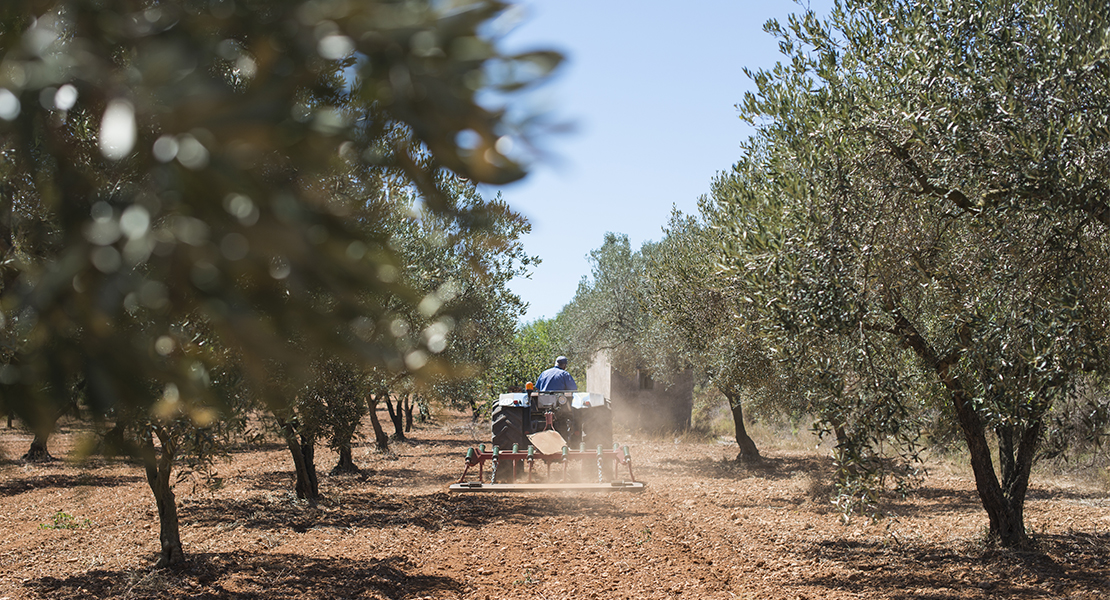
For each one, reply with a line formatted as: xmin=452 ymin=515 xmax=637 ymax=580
xmin=0 ymin=0 xmax=557 ymax=436
xmin=0 ymin=0 xmax=555 ymax=564
xmin=708 ymin=0 xmax=1110 ymax=544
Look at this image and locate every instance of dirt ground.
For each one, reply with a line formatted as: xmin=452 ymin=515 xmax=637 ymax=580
xmin=0 ymin=413 xmax=1108 ymax=600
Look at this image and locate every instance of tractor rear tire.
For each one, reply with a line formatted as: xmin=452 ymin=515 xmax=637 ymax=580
xmin=491 ymin=404 xmax=525 ymax=482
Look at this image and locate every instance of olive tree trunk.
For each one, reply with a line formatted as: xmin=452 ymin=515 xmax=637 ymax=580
xmin=722 ymin=388 xmax=760 ymax=464
xmin=280 ymin=420 xmax=319 ymax=503
xmin=384 ymin=394 xmax=405 ymax=441
xmin=332 ymin=445 xmax=360 ymax=475
xmin=22 ymin=432 xmax=55 ymax=462
xmin=368 ymin=394 xmax=390 ymax=452
xmin=891 ymin=305 xmax=1034 ymax=548
xmin=142 ymin=427 xmax=185 ymax=567
xmin=21 ymin=390 xmax=75 ymax=462
xmin=404 ymin=395 xmax=414 ymax=433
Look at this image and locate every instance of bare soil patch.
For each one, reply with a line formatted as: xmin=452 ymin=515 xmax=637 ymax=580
xmin=1 ymin=414 xmax=1107 ymax=599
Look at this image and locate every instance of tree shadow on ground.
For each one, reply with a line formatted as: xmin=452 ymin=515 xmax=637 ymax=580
xmin=237 ymin=466 xmax=440 ymax=495
xmin=0 ymin=473 xmax=142 ymax=497
xmin=26 ymin=550 xmax=457 ymax=600
xmin=226 ymin=440 xmax=288 ymax=455
xmin=881 ymin=485 xmax=982 ymax=518
xmin=183 ymin=489 xmax=647 ymax=534
xmin=1026 ymin=486 xmax=1110 ymax=504
xmin=391 ymin=435 xmax=484 ymax=449
xmin=650 ymin=454 xmax=834 ymax=482
xmin=796 ymin=531 xmax=1110 ymax=599
xmin=407 ymin=447 xmax=474 ymax=460
xmin=237 ymin=469 xmax=300 ymax=492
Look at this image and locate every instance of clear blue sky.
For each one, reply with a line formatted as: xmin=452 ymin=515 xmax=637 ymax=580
xmin=484 ymin=0 xmax=831 ymax=322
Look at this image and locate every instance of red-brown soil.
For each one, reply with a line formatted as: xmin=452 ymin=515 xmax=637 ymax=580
xmin=1 ymin=413 xmax=1107 ymax=599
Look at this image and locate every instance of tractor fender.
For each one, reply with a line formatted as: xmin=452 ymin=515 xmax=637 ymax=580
xmin=496 ymin=393 xmax=530 ymax=407
xmin=570 ymin=392 xmax=608 ymax=410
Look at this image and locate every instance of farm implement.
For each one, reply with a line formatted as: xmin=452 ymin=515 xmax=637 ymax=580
xmin=449 ymin=391 xmax=645 ymax=492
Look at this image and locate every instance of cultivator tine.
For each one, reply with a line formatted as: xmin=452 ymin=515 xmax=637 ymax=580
xmin=596 ymin=446 xmax=604 ymax=483
xmin=561 ymin=446 xmax=569 ymax=482
xmin=527 ymin=446 xmax=536 ymax=483
xmin=491 ymin=446 xmax=499 ymax=483
xmin=456 ymin=447 xmax=477 ymax=484
xmin=611 ymin=443 xmax=619 ymax=480
xmin=623 ymin=445 xmax=636 ymax=482
xmin=478 ymin=445 xmax=486 ymax=482
xmin=512 ymin=444 xmax=519 ymax=481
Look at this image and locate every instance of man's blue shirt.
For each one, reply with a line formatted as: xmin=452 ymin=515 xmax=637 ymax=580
xmin=536 ymin=366 xmax=577 ymax=391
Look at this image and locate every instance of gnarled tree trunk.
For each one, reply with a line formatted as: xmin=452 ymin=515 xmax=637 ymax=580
xmin=404 ymin=395 xmax=414 ymax=433
xmin=331 ymin=445 xmax=360 ymax=475
xmin=21 ymin=386 xmax=77 ymax=462
xmin=890 ymin=304 xmax=1034 ymax=548
xmin=280 ymin=420 xmax=320 ymax=503
xmin=142 ymin=427 xmax=185 ymax=567
xmin=300 ymin=434 xmax=319 ymax=497
xmin=950 ymin=386 xmax=1033 ymax=547
xmin=22 ymin=432 xmax=56 ymax=462
xmin=384 ymin=394 xmax=405 ymax=441
xmin=722 ymin=388 xmax=760 ymax=464
xmin=368 ymin=394 xmax=390 ymax=452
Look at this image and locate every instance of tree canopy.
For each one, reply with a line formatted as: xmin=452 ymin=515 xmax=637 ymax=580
xmin=708 ymin=0 xmax=1110 ymax=546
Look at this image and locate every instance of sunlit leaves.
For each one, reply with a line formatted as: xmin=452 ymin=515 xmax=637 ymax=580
xmin=708 ymin=0 xmax=1110 ymax=532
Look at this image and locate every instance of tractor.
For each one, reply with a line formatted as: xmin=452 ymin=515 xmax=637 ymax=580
xmin=449 ymin=389 xmax=644 ymax=492
xmin=492 ymin=389 xmax=612 ymax=453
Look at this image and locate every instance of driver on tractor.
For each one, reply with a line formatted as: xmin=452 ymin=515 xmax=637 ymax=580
xmin=536 ymin=355 xmax=577 ymax=392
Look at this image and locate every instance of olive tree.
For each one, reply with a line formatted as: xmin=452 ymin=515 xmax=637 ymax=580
xmin=358 ymin=175 xmax=534 ymax=445
xmin=562 ymin=233 xmax=647 ymax=374
xmin=711 ymin=0 xmax=1110 ymax=547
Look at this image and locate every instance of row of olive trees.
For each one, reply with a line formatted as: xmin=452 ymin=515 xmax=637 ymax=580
xmin=278 ymin=174 xmax=536 ymax=498
xmin=555 ymin=232 xmax=733 ymax=438
xmin=554 ymin=225 xmax=786 ymax=462
xmin=702 ymin=0 xmax=1110 ymax=548
xmin=551 ymin=0 xmax=1110 ymax=551
xmin=0 ymin=0 xmax=555 ymax=566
